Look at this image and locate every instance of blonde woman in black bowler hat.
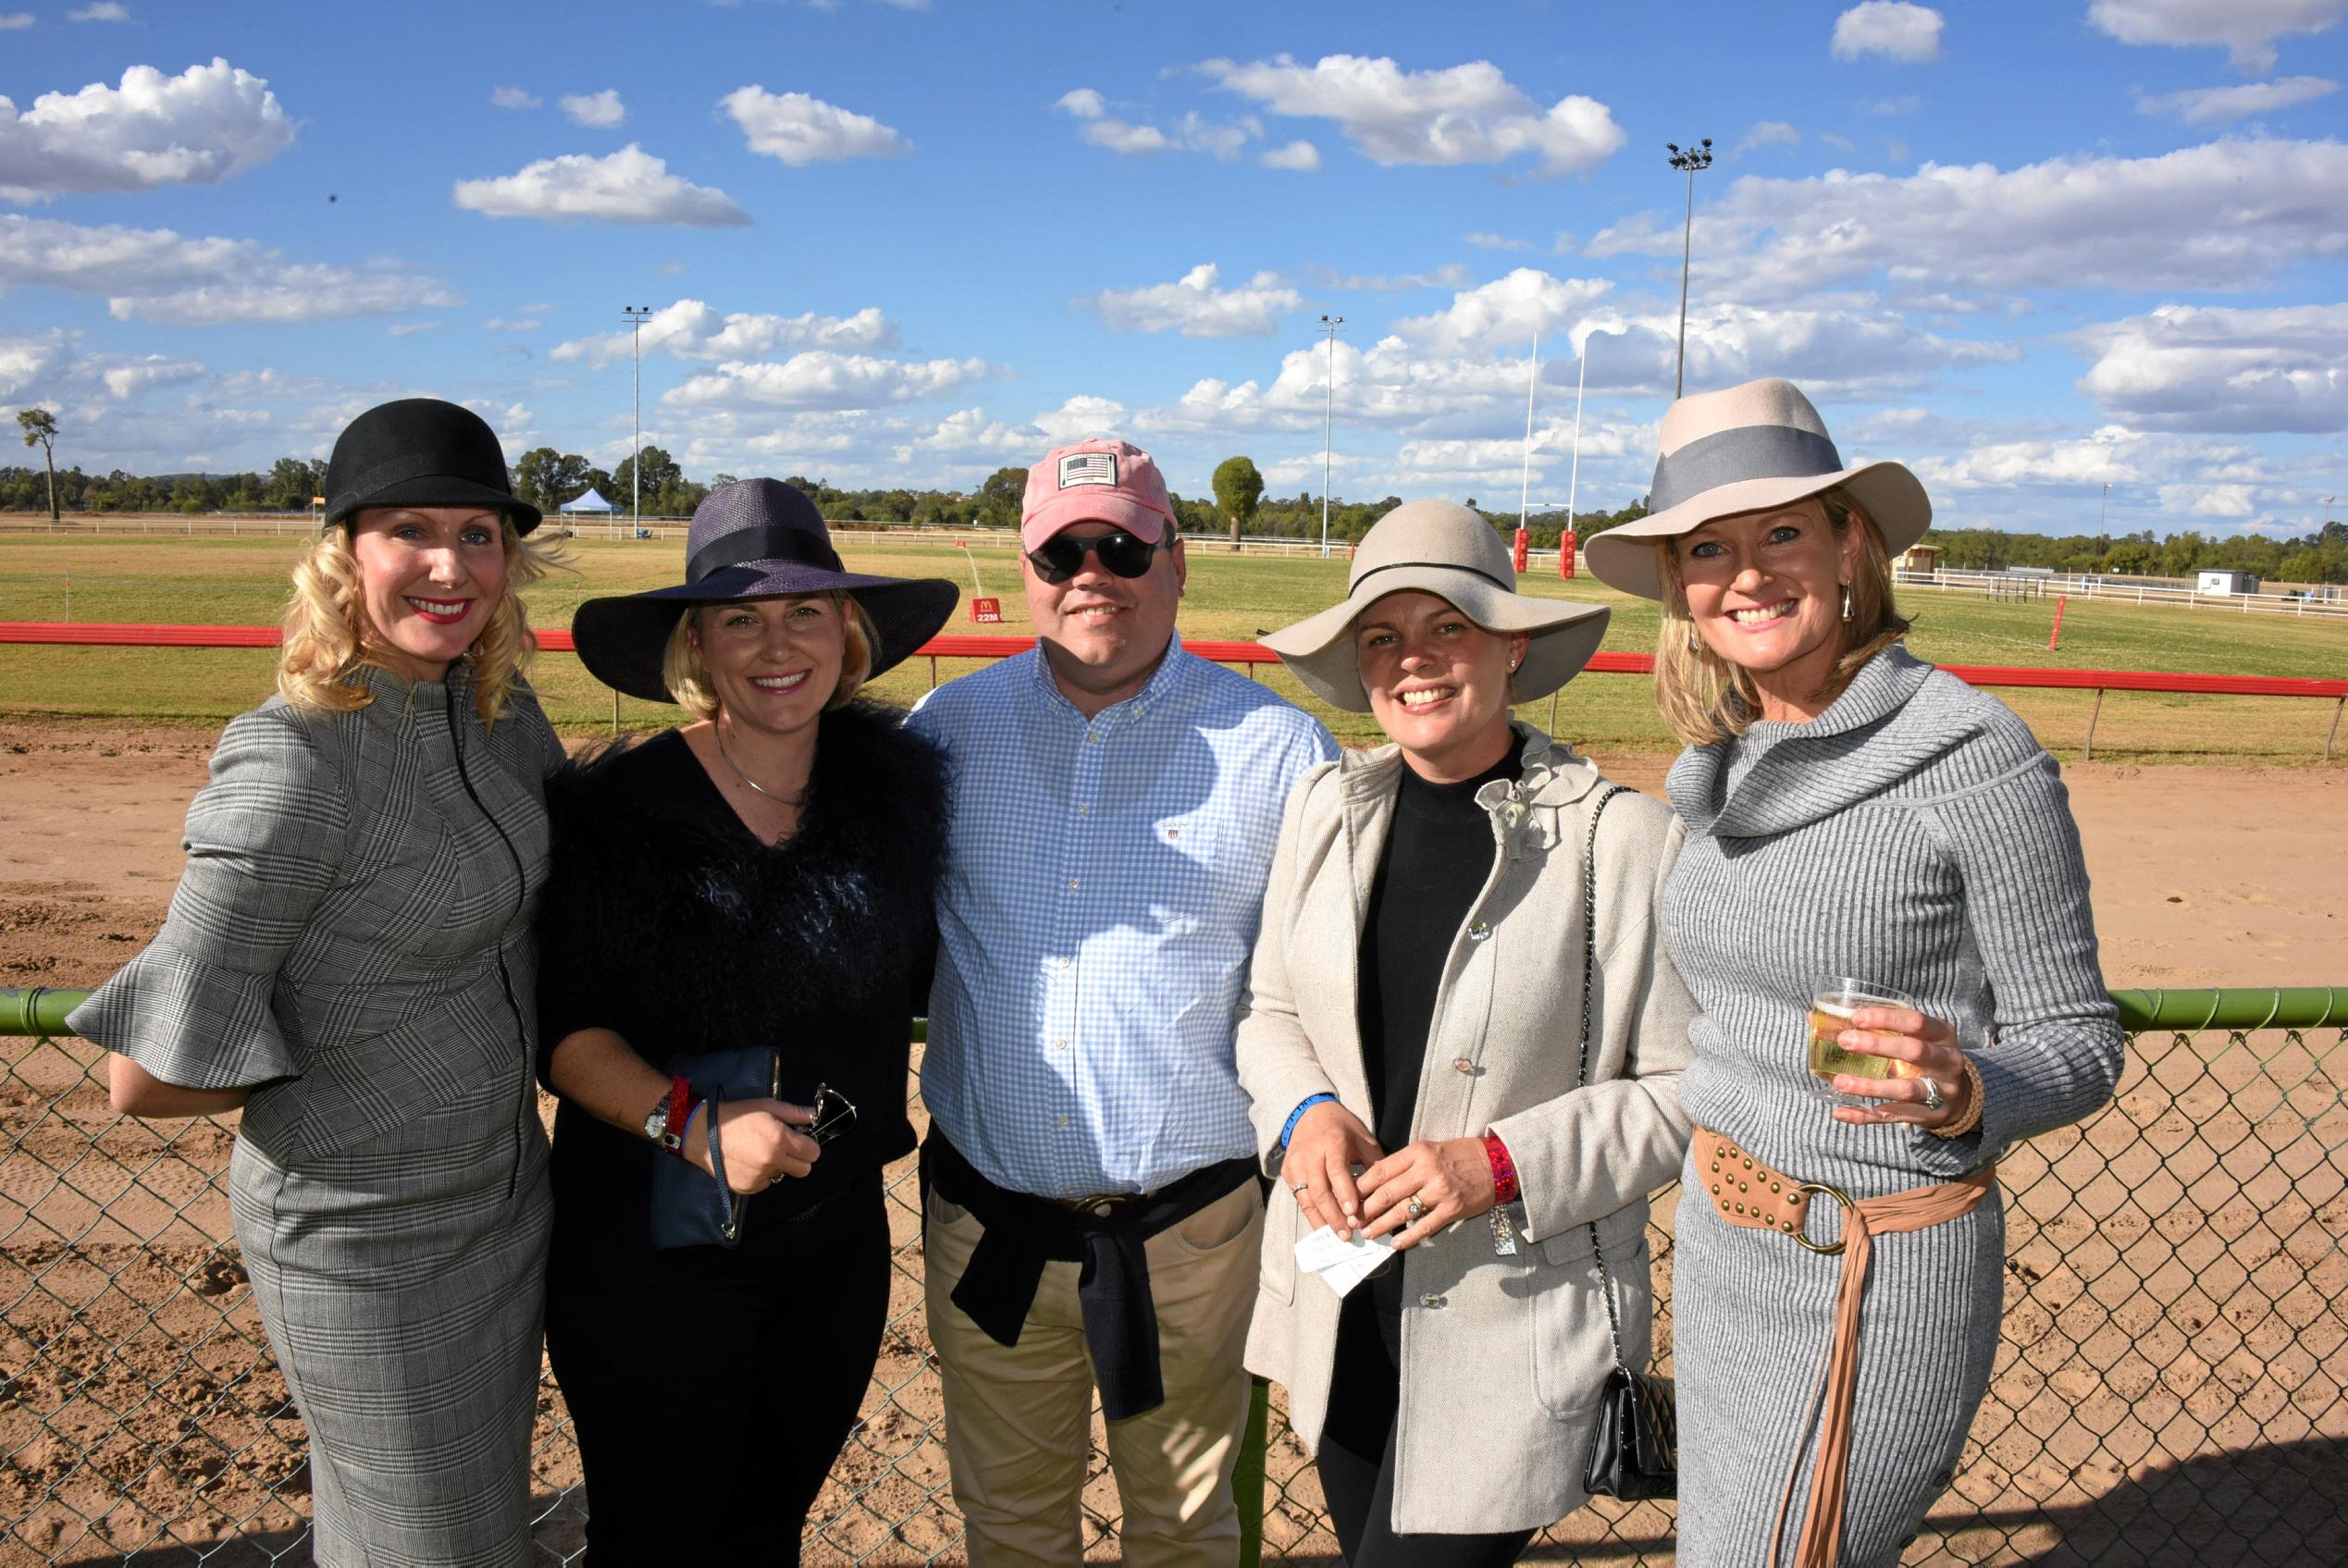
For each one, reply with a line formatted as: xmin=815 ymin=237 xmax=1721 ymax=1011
xmin=1587 ymin=377 xmax=2122 ymax=1567
xmin=68 ymin=399 xmax=567 ymax=1565
xmin=1240 ymin=500 xmax=1698 ymax=1565
xmin=536 ymin=478 xmax=958 ymax=1565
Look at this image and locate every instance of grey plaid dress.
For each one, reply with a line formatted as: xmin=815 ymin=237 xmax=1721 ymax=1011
xmin=68 ymin=663 xmax=563 ymax=1568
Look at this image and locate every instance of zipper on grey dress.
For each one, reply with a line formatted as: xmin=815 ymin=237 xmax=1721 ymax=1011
xmin=445 ymin=690 xmax=535 ymax=1201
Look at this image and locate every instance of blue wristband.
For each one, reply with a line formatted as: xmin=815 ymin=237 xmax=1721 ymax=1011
xmin=1279 ymin=1093 xmax=1337 ymax=1148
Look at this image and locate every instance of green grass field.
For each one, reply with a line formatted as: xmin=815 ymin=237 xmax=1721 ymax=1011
xmin=3 ymin=532 xmax=2343 ymax=763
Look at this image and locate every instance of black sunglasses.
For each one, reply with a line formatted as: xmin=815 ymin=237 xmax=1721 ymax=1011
xmin=1025 ymin=529 xmax=1172 ymax=586
xmin=806 ymin=1082 xmax=858 ymax=1146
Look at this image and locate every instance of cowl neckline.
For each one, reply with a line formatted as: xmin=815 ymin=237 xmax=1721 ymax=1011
xmin=1666 ymin=645 xmax=1977 ymax=840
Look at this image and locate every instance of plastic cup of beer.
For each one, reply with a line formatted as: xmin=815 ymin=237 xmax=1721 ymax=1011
xmin=1809 ymin=979 xmax=1921 ymax=1105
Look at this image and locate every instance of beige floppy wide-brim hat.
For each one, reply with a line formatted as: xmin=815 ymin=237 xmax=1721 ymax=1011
xmin=1259 ymin=499 xmax=1611 ymax=713
xmin=1583 ymin=377 xmax=1932 ymax=600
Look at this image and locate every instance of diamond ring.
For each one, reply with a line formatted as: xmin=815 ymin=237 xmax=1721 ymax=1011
xmin=1920 ymin=1077 xmax=1946 ymax=1112
xmin=1405 ymin=1197 xmax=1427 ymax=1220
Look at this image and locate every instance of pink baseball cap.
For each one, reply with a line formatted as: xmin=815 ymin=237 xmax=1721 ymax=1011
xmin=1020 ymin=438 xmax=1174 ymax=550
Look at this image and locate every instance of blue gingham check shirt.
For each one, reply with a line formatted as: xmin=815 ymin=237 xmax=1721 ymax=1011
xmin=908 ymin=635 xmax=1338 ymax=1198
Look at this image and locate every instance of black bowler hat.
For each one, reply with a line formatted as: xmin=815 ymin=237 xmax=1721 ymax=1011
xmin=571 ymin=478 xmax=958 ymax=703
xmin=320 ymin=398 xmax=543 ymax=535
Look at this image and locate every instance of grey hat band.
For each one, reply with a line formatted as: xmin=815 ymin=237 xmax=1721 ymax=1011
xmin=1350 ymin=557 xmax=1514 ymax=597
xmin=686 ymin=522 xmax=843 ymax=583
xmin=1648 ymin=425 xmax=1844 ymax=515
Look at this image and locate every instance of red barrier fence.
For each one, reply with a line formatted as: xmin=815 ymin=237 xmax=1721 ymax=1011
xmin=5 ymin=623 xmax=2343 ymax=759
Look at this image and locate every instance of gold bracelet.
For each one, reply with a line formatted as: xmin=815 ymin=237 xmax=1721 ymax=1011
xmin=1929 ymin=1055 xmax=1985 ymax=1139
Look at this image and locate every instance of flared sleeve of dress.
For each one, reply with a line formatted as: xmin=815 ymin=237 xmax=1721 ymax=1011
xmin=65 ymin=707 xmax=350 ymax=1091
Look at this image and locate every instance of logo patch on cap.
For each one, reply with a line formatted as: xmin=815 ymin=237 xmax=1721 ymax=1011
xmin=1058 ymin=452 xmax=1118 ymax=489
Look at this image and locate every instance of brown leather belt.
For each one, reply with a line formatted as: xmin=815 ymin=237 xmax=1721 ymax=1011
xmin=1694 ymin=1126 xmax=1996 ymax=1568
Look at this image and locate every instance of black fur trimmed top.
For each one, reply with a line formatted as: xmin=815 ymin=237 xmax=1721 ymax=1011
xmin=536 ymin=701 xmax=945 ymax=1253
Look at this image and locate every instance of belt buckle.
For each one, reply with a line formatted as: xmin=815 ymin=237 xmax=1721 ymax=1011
xmin=1068 ymin=1191 xmax=1131 ymax=1216
xmin=1792 ymin=1181 xmax=1854 ymax=1255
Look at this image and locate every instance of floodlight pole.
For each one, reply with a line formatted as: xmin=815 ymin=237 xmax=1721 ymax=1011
xmin=623 ymin=305 xmax=653 ymax=533
xmin=1518 ymin=331 xmax=1539 ymax=535
xmin=1319 ymin=314 xmax=1343 ymax=558
xmin=2098 ymin=482 xmax=2111 ymax=535
xmin=1665 ymin=139 xmax=1712 ymax=400
xmin=1566 ymin=337 xmax=1588 ymax=536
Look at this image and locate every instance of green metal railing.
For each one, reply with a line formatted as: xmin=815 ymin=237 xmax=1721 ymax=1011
xmin=6 ymin=987 xmax=2346 ymax=1565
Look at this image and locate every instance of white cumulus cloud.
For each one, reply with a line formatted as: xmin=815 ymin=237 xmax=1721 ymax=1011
xmin=1086 ymin=264 xmax=1303 ymax=339
xmin=1198 ymin=54 xmax=1625 ymax=176
xmin=0 ymin=58 xmax=293 ymax=204
xmin=1394 ymin=268 xmax=1616 ymax=352
xmin=0 ymin=214 xmax=462 ymax=325
xmin=2077 ymin=302 xmax=2348 ymax=432
xmin=68 ymin=2 xmax=128 ymax=20
xmin=721 ymin=86 xmax=912 ymax=166
xmin=1587 ymin=137 xmax=2348 ymax=300
xmin=550 ymin=299 xmax=899 ymax=367
xmin=1259 ymin=139 xmax=1320 ymax=172
xmin=1832 ymin=3 xmax=1944 ymax=62
xmin=1736 ymin=120 xmax=1802 ymax=158
xmin=2134 ymin=75 xmax=2338 ymax=123
xmin=491 ymin=85 xmax=540 ymax=110
xmin=2088 ymin=0 xmax=2348 ymax=74
xmin=561 ymin=90 xmax=626 ymax=129
xmin=663 ymin=352 xmax=999 ymax=412
xmin=1054 ymin=89 xmax=1259 ymax=159
xmin=0 ymin=14 xmax=34 ymax=30
xmin=453 ymin=144 xmax=749 ymax=227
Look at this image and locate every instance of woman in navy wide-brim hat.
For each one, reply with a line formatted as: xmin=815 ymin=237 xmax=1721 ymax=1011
xmin=536 ymin=479 xmax=958 ymax=1562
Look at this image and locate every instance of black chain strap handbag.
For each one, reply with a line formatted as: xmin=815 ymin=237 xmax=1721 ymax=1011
xmin=1573 ymin=785 xmax=1681 ymax=1502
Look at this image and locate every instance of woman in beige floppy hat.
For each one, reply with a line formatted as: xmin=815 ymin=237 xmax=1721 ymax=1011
xmin=1240 ymin=500 xmax=1698 ymax=1560
xmin=1590 ymin=379 xmax=2122 ymax=1566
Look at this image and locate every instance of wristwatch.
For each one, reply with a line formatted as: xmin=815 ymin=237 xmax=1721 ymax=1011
xmin=642 ymin=1093 xmax=675 ymax=1148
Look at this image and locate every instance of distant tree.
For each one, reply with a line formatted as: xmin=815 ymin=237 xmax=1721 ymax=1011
xmin=975 ymin=465 xmax=1026 ymax=529
xmin=612 ymin=446 xmax=684 ymax=516
xmin=263 ymin=456 xmax=327 ymax=511
xmin=17 ymin=407 xmax=59 ymax=522
xmin=513 ymin=448 xmax=590 ymax=512
xmin=1211 ymin=456 xmax=1264 ymax=551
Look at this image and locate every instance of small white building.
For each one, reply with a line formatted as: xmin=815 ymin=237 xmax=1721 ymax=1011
xmin=2196 ymin=569 xmax=2260 ymax=596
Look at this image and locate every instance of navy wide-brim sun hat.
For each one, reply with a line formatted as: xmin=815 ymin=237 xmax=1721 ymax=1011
xmin=321 ymin=397 xmax=544 ymax=535
xmin=571 ymin=478 xmax=958 ymax=703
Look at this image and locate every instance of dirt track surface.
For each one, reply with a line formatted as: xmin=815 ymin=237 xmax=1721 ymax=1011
xmin=4 ymin=721 xmax=2344 ymax=1566
xmin=4 ymin=720 xmax=2341 ymax=992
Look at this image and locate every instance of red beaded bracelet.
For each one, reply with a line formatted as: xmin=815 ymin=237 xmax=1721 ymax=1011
xmin=1482 ymin=1132 xmax=1520 ymax=1205
xmin=661 ymin=1075 xmax=696 ymax=1158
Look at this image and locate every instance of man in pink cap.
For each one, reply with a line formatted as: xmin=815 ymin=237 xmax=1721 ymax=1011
xmin=908 ymin=438 xmax=1336 ymax=1562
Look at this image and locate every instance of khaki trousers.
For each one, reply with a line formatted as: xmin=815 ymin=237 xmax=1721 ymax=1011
xmin=923 ymin=1179 xmax=1265 ymax=1568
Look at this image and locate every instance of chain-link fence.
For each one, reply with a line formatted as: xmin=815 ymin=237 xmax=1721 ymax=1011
xmin=6 ymin=986 xmax=2344 ymax=1566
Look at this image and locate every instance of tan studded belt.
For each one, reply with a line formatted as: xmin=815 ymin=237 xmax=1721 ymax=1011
xmin=1693 ymin=1126 xmax=1996 ymax=1568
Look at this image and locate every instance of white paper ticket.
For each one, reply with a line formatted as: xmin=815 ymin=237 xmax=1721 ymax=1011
xmin=1293 ymin=1224 xmax=1396 ymax=1299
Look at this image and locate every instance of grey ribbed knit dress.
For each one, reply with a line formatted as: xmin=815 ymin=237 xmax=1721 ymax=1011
xmin=1662 ymin=646 xmax=2124 ymax=1567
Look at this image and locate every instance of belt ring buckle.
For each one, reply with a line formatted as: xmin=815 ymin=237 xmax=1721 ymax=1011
xmin=1069 ymin=1191 xmax=1126 ymax=1216
xmin=1792 ymin=1181 xmax=1854 ymax=1255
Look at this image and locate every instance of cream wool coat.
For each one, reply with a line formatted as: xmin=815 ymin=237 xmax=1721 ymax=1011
xmin=1237 ymin=725 xmax=1698 ymax=1537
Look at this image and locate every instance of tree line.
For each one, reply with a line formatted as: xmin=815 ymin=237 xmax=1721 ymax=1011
xmin=3 ymin=437 xmax=2341 ymax=584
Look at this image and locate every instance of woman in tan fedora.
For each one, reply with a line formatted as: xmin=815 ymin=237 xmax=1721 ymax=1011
xmin=1587 ymin=378 xmax=2123 ymax=1567
xmin=1240 ymin=500 xmax=1697 ymax=1564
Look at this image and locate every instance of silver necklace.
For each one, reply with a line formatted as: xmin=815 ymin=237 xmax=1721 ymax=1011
xmin=713 ymin=727 xmax=806 ymax=808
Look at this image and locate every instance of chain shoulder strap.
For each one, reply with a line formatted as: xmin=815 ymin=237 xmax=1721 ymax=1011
xmin=1576 ymin=784 xmax=1634 ymax=1376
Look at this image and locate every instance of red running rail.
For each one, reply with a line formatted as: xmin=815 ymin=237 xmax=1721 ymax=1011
xmin=2 ymin=623 xmax=2342 ymax=699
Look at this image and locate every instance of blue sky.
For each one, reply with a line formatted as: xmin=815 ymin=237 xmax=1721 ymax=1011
xmin=2 ymin=0 xmax=2342 ymax=537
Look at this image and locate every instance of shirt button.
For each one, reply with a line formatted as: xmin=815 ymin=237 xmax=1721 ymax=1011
xmin=1077 ymin=803 xmax=1091 ymax=814
xmin=1419 ymin=1293 xmax=1448 ymax=1309
xmin=1085 ymin=731 xmax=1100 ymax=745
xmin=1452 ymin=1057 xmax=1476 ymax=1075
xmin=1053 ymin=1039 xmax=1069 ymax=1051
xmin=1067 ymin=877 xmax=1080 ymax=891
xmin=1467 ymin=920 xmax=1492 ymax=942
xmin=1056 ymin=1114 xmax=1070 ymax=1129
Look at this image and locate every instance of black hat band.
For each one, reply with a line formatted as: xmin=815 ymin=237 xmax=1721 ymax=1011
xmin=1648 ymin=424 xmax=1845 ymax=515
xmin=686 ymin=522 xmax=844 ymax=584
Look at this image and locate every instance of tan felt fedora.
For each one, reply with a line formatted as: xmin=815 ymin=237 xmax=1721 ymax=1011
xmin=1583 ymin=377 xmax=1931 ymax=600
xmin=1259 ymin=499 xmax=1611 ymax=713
